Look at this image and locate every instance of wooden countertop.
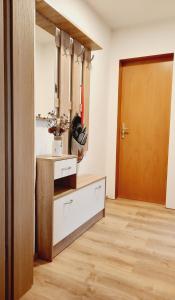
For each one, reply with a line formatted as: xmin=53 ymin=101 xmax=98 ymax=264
xmin=54 ymin=174 xmax=106 ymax=200
xmin=77 ymin=175 xmax=106 ymax=189
xmin=37 ymin=155 xmax=77 ymax=161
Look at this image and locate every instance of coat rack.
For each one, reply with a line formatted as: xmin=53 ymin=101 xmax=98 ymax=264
xmin=36 ymin=0 xmax=102 ymax=154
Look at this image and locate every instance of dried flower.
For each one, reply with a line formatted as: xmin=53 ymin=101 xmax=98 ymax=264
xmin=47 ymin=111 xmax=70 ymax=137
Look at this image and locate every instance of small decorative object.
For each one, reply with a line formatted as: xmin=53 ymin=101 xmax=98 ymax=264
xmin=47 ymin=111 xmax=70 ymax=156
xmin=52 ymin=136 xmax=63 ymax=156
xmin=71 ymin=114 xmax=88 ymax=162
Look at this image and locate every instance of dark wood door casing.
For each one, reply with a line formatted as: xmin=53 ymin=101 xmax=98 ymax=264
xmin=0 ymin=0 xmax=6 ymax=298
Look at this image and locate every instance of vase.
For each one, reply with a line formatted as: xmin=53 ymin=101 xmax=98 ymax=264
xmin=52 ymin=136 xmax=63 ymax=156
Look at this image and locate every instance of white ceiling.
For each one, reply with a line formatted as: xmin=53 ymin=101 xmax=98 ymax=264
xmin=85 ymin=0 xmax=175 ymax=29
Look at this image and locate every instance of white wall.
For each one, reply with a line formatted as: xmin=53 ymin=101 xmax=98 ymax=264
xmin=36 ymin=0 xmax=112 ymax=177
xmin=106 ymin=19 xmax=175 ymax=208
xmin=35 ymin=2 xmax=175 ymax=208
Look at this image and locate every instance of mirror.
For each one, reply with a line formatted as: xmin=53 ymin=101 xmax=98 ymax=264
xmin=35 ymin=25 xmax=56 ymax=117
xmin=35 ymin=24 xmax=57 ymax=155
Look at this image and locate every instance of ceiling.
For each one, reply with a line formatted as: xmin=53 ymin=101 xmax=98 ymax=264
xmin=85 ymin=0 xmax=175 ymax=29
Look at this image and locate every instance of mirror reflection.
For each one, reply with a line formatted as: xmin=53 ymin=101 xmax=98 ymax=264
xmin=35 ymin=25 xmax=55 ymax=117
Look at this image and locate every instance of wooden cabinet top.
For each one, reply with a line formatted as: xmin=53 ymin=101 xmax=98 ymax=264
xmin=37 ymin=155 xmax=77 ymax=162
xmin=54 ymin=175 xmax=106 ymax=200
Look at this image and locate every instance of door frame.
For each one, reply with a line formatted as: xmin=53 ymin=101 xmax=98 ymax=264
xmin=0 ymin=1 xmax=35 ymax=299
xmin=1 ymin=1 xmax=14 ymax=298
xmin=115 ymin=53 xmax=174 ymax=199
xmin=0 ymin=0 xmax=6 ymax=298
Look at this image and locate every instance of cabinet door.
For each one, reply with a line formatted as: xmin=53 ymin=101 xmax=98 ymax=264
xmin=53 ymin=179 xmax=105 ymax=245
xmin=93 ymin=179 xmax=106 ymax=211
xmin=76 ymin=179 xmax=105 ymax=224
xmin=0 ymin=0 xmax=5 ymax=298
xmin=53 ymin=192 xmax=78 ymax=245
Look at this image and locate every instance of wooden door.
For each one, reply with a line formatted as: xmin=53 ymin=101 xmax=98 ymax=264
xmin=116 ymin=54 xmax=173 ymax=204
xmin=0 ymin=0 xmax=5 ymax=298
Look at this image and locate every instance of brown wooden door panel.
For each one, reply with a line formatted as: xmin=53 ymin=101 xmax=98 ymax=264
xmin=0 ymin=1 xmax=35 ymax=298
xmin=13 ymin=0 xmax=34 ymax=298
xmin=0 ymin=0 xmax=5 ymax=298
xmin=117 ymin=55 xmax=173 ymax=204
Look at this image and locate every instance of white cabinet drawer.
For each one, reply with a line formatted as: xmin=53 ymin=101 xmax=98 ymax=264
xmin=53 ymin=179 xmax=105 ymax=246
xmin=54 ymin=158 xmax=77 ymax=180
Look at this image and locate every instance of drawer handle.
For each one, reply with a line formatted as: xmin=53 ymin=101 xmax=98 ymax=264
xmin=64 ymin=199 xmax=74 ymax=205
xmin=95 ymin=185 xmax=102 ymax=191
xmin=61 ymin=166 xmax=72 ymax=172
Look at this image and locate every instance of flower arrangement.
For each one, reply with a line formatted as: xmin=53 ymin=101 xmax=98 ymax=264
xmin=47 ymin=111 xmax=70 ymax=137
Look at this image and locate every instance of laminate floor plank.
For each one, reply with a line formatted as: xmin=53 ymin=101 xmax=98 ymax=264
xmin=22 ymin=199 xmax=175 ymax=300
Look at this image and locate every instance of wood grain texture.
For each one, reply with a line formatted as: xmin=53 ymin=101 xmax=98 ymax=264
xmin=53 ymin=210 xmax=105 ymax=258
xmin=13 ymin=0 xmax=35 ymax=298
xmin=115 ymin=61 xmax=123 ymax=200
xmin=59 ymin=31 xmax=72 ymax=154
xmin=37 ymin=154 xmax=77 ymax=161
xmin=71 ymin=40 xmax=82 ymax=119
xmin=22 ymin=199 xmax=175 ymax=300
xmin=36 ymin=156 xmax=106 ymax=262
xmin=36 ymin=160 xmax=54 ymax=261
xmin=36 ymin=12 xmax=56 ymax=36
xmin=53 ymin=174 xmax=106 ymax=200
xmin=54 ymin=174 xmax=77 ymax=197
xmin=83 ymin=49 xmax=91 ymax=151
xmin=77 ymin=175 xmax=106 ymax=190
xmin=54 ymin=28 xmax=60 ymax=109
xmin=35 ymin=0 xmax=102 ymax=50
xmin=117 ymin=55 xmax=173 ymax=204
xmin=0 ymin=0 xmax=5 ymax=298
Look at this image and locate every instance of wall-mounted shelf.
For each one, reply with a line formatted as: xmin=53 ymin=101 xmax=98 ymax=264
xmin=36 ymin=0 xmax=102 ymax=50
xmin=36 ymin=115 xmax=52 ymax=121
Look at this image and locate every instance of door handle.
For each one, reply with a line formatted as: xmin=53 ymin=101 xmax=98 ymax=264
xmin=95 ymin=185 xmax=102 ymax=191
xmin=61 ymin=166 xmax=71 ymax=172
xmin=121 ymin=122 xmax=129 ymax=139
xmin=64 ymin=199 xmax=74 ymax=205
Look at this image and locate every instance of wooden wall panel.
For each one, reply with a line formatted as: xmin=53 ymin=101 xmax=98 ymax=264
xmin=4 ymin=1 xmax=13 ymax=298
xmin=59 ymin=31 xmax=72 ymax=154
xmin=71 ymin=40 xmax=82 ymax=119
xmin=83 ymin=49 xmax=91 ymax=151
xmin=0 ymin=0 xmax=5 ymax=299
xmin=36 ymin=160 xmax=54 ymax=261
xmin=54 ymin=28 xmax=60 ymax=110
xmin=13 ymin=0 xmax=35 ymax=298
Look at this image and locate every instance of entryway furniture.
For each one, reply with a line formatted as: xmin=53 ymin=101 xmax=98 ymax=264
xmin=36 ymin=155 xmax=106 ymax=261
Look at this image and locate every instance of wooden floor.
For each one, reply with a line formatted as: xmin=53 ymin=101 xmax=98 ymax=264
xmin=22 ymin=199 xmax=175 ymax=300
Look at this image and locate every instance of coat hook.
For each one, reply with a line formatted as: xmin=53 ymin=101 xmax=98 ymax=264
xmin=63 ymin=46 xmax=69 ymax=57
xmin=63 ymin=45 xmax=72 ymax=57
xmin=90 ymin=54 xmax=94 ymax=62
xmin=76 ymin=47 xmax=85 ymax=64
xmin=87 ymin=54 xmax=95 ymax=69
